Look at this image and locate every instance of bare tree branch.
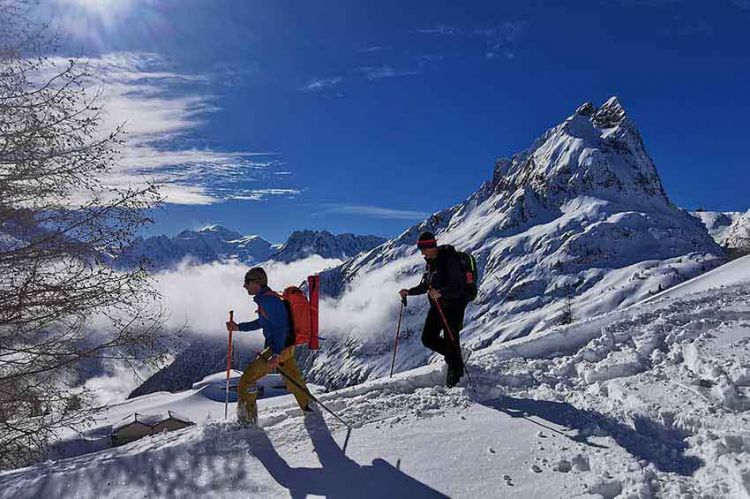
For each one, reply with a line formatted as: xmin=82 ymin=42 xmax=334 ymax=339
xmin=0 ymin=0 xmax=170 ymax=469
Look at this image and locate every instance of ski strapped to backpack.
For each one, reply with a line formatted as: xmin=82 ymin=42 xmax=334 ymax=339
xmin=258 ymin=275 xmax=320 ymax=350
xmin=454 ymin=251 xmax=479 ymax=301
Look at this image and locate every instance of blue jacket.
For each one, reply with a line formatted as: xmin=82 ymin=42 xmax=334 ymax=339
xmin=238 ymin=286 xmax=290 ymax=355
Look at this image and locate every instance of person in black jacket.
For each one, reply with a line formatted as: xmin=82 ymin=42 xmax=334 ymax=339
xmin=399 ymin=231 xmax=468 ymax=387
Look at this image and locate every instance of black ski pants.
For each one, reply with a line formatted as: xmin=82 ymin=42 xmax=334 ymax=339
xmin=421 ymin=301 xmax=466 ymax=369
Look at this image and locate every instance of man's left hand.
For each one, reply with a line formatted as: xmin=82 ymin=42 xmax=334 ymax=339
xmin=267 ymin=355 xmax=280 ymax=370
xmin=428 ymin=288 xmax=442 ymax=301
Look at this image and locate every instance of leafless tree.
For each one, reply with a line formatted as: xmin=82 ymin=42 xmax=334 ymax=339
xmin=0 ymin=1 xmax=169 ymax=469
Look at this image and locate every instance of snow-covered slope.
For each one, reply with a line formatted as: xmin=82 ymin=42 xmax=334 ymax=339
xmin=690 ymin=210 xmax=743 ymax=246
xmin=272 ymin=230 xmax=387 ymax=263
xmin=304 ymin=97 xmax=723 ymax=388
xmin=725 ymin=210 xmax=750 ymax=251
xmin=2 ymin=256 xmax=749 ymax=498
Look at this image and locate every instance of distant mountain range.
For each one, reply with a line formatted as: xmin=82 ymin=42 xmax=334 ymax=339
xmin=115 ymin=226 xmax=386 ymax=270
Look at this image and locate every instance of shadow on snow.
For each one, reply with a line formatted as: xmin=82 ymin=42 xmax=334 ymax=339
xmin=480 ymin=395 xmax=702 ymax=476
xmin=247 ymin=411 xmax=448 ymax=498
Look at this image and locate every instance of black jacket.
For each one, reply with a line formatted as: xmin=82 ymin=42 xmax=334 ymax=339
xmin=407 ymin=245 xmax=466 ymax=305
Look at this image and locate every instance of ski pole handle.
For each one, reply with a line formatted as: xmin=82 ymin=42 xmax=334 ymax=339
xmin=401 ymin=295 xmax=407 ymax=307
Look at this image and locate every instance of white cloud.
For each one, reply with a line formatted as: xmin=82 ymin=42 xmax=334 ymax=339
xmin=46 ymin=52 xmax=299 ymax=205
xmin=475 ymin=22 xmax=526 ymax=60
xmin=231 ymin=189 xmax=303 ymax=201
xmin=417 ymin=25 xmax=460 ymax=36
xmin=314 ymin=204 xmax=430 ymax=220
xmin=150 ymin=254 xmax=426 ymax=351
xmin=321 ymin=255 xmax=424 ymax=342
xmin=153 ymin=256 xmax=343 ymax=335
xmin=357 ymin=65 xmax=421 ymax=80
xmin=298 ymin=76 xmax=343 ymax=92
xmin=357 ymin=46 xmax=386 ymax=53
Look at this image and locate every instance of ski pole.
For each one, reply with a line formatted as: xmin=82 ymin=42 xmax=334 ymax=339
xmin=257 ymin=350 xmax=351 ymax=430
xmin=430 ymin=290 xmax=456 ymax=343
xmin=225 ymin=310 xmax=234 ymax=419
xmin=430 ymin=290 xmax=475 ymax=389
xmin=389 ymin=295 xmax=407 ymax=378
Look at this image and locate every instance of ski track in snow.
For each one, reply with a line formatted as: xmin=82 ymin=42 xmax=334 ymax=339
xmin=2 ymin=260 xmax=750 ymax=497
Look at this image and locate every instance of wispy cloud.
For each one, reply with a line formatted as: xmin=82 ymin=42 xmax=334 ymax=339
xmin=231 ymin=189 xmax=303 ymax=201
xmin=417 ymin=54 xmax=445 ymax=63
xmin=314 ymin=204 xmax=430 ymax=220
xmin=54 ymin=52 xmax=300 ymax=205
xmin=298 ymin=76 xmax=343 ymax=92
xmin=358 ymin=46 xmax=386 ymax=53
xmin=211 ymin=60 xmax=260 ymax=88
xmin=357 ymin=65 xmax=421 ymax=80
xmin=417 ymin=25 xmax=460 ymax=36
xmin=475 ymin=22 xmax=526 ymax=60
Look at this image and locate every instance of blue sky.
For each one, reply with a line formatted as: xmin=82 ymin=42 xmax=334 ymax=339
xmin=47 ymin=0 xmax=750 ymax=242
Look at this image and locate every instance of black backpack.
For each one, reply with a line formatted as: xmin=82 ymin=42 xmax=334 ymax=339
xmin=455 ymin=251 xmax=479 ymax=301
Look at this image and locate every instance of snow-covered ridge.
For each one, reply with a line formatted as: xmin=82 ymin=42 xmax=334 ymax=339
xmin=303 ymin=97 xmax=724 ymax=388
xmin=690 ymin=210 xmax=744 ymax=247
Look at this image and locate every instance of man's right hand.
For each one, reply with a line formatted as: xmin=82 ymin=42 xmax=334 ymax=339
xmin=399 ymin=289 xmax=409 ymax=299
xmin=226 ymin=320 xmax=239 ymax=332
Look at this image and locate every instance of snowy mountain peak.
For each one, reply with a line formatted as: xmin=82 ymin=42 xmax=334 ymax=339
xmin=574 ymin=101 xmax=596 ymax=117
xmin=272 ymin=230 xmax=387 ymax=263
xmin=592 ymin=95 xmax=627 ymax=128
xmin=197 ymin=225 xmax=241 ymax=239
xmin=492 ymin=97 xmax=666 ymax=207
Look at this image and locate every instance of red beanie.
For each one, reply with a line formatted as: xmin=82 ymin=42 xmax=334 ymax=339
xmin=417 ymin=231 xmax=437 ymax=249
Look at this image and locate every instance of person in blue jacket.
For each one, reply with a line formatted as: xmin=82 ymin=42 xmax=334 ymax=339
xmin=226 ymin=267 xmax=311 ymax=426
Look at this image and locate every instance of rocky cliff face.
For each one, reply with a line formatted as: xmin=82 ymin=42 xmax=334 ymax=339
xmin=725 ymin=210 xmax=750 ymax=251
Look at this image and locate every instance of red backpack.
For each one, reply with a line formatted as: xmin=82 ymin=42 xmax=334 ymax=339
xmin=276 ymin=275 xmax=320 ymax=350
